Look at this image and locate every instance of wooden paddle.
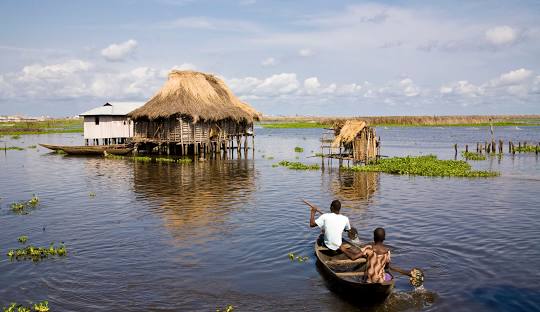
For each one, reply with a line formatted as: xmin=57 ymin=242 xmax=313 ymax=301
xmin=302 ymin=199 xmax=323 ymax=214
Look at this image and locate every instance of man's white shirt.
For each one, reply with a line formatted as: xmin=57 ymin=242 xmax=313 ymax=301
xmin=315 ymin=213 xmax=351 ymax=250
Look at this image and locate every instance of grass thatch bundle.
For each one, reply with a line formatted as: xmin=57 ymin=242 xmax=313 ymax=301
xmin=129 ymin=70 xmax=260 ymax=122
xmin=332 ymin=120 xmax=367 ymax=147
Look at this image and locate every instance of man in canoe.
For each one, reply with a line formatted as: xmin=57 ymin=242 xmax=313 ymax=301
xmin=304 ymin=199 xmax=351 ymax=253
xmin=340 ymin=227 xmax=412 ymax=283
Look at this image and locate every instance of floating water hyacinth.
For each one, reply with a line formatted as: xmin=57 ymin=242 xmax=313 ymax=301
xmin=2 ymin=301 xmax=49 ymax=312
xmin=216 ymin=305 xmax=234 ymax=312
xmin=89 ymin=192 xmax=96 ymax=197
xmin=28 ymin=194 xmax=39 ymax=206
xmin=294 ymin=147 xmax=304 ymax=152
xmin=18 ymin=236 xmax=28 ymax=244
xmin=347 ymin=155 xmax=498 ymax=177
xmin=7 ymin=242 xmax=67 ymax=262
xmin=287 ymin=252 xmax=309 ymax=263
xmin=275 ymin=161 xmax=320 ymax=170
xmin=461 ymin=151 xmax=486 ymax=161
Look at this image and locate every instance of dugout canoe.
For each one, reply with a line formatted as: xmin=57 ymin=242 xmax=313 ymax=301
xmin=39 ymin=144 xmax=130 ymax=155
xmin=314 ymin=241 xmax=394 ymax=302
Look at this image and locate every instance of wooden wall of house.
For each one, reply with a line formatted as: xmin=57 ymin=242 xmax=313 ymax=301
xmin=133 ymin=117 xmax=250 ymax=144
xmin=352 ymin=127 xmax=378 ymax=163
xmin=83 ymin=116 xmax=134 ymax=139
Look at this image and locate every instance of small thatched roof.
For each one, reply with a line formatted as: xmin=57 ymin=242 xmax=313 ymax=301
xmin=332 ymin=120 xmax=367 ymax=147
xmin=129 ymin=70 xmax=260 ymax=122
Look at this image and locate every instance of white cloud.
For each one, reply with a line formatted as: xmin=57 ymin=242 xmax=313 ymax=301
xmin=491 ymin=68 xmax=532 ymax=86
xmin=399 ymin=78 xmax=420 ymax=97
xmin=485 ymin=26 xmax=518 ymax=45
xmin=298 ymin=48 xmax=314 ymax=57
xmin=440 ymin=80 xmax=484 ymax=97
xmin=254 ymin=73 xmax=299 ymax=94
xmin=160 ymin=17 xmax=261 ymax=33
xmin=101 ymin=39 xmax=138 ymax=61
xmin=303 ymin=77 xmax=320 ymax=93
xmin=261 ymin=57 xmax=277 ymax=67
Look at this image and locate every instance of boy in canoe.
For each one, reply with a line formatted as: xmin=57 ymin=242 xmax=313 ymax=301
xmin=340 ymin=227 xmax=413 ymax=283
xmin=304 ymin=199 xmax=351 ymax=252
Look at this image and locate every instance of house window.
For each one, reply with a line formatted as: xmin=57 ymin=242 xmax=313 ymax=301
xmin=95 ymin=117 xmax=100 ymax=125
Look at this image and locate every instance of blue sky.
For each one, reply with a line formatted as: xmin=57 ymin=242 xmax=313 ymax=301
xmin=1 ymin=0 xmax=539 ymax=116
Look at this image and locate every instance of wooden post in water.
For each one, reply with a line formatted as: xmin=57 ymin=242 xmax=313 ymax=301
xmin=484 ymin=141 xmax=488 ymax=154
xmin=465 ymin=144 xmax=469 ymax=153
xmin=491 ymin=140 xmax=496 ymax=153
xmin=518 ymin=142 xmax=521 ymax=153
xmin=498 ymin=140 xmax=503 ymax=154
xmin=476 ymin=142 xmax=480 ymax=153
xmin=454 ymin=144 xmax=458 ymax=159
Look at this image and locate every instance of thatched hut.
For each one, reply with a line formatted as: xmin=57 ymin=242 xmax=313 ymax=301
xmin=128 ymin=70 xmax=260 ymax=155
xmin=331 ymin=120 xmax=379 ymax=164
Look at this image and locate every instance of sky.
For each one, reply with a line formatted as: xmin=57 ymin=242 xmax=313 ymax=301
xmin=0 ymin=0 xmax=539 ymax=117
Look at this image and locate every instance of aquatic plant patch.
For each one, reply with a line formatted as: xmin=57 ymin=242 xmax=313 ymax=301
xmin=10 ymin=195 xmax=39 ymax=214
xmin=515 ymin=145 xmax=539 ymax=153
xmin=7 ymin=242 xmax=67 ymax=262
xmin=1 ymin=146 xmax=25 ymax=151
xmin=288 ymin=252 xmax=309 ymax=263
xmin=3 ymin=301 xmax=49 ymax=312
xmin=275 ymin=160 xmax=320 ymax=170
xmin=346 ymin=155 xmax=499 ymax=177
xmin=216 ymin=305 xmax=234 ymax=312
xmin=461 ymin=151 xmax=486 ymax=161
xmin=18 ymin=236 xmax=28 ymax=244
xmin=294 ymin=147 xmax=304 ymax=153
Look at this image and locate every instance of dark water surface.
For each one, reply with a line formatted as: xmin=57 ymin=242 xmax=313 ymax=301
xmin=1 ymin=126 xmax=539 ymax=311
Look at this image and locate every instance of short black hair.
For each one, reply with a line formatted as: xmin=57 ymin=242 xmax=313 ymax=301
xmin=330 ymin=200 xmax=341 ymax=213
xmin=374 ymin=227 xmax=385 ymax=243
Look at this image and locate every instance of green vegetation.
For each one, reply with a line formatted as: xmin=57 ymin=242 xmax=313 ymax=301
xmin=461 ymin=151 xmax=486 ymax=161
xmin=275 ymin=160 xmax=320 ymax=170
xmin=10 ymin=135 xmax=21 ymax=140
xmin=2 ymin=301 xmax=49 ymax=312
xmin=89 ymin=192 xmax=96 ymax=197
xmin=1 ymin=146 xmax=25 ymax=151
xmin=288 ymin=252 xmax=309 ymax=263
xmin=346 ymin=155 xmax=499 ymax=177
xmin=27 ymin=145 xmax=37 ymax=149
xmin=515 ymin=145 xmax=539 ymax=153
xmin=313 ymin=153 xmax=324 ymax=157
xmin=294 ymin=146 xmax=304 ymax=152
xmin=0 ymin=119 xmax=83 ymax=135
xmin=259 ymin=122 xmax=327 ymax=128
xmin=10 ymin=195 xmax=40 ymax=214
xmin=7 ymin=242 xmax=67 ymax=262
xmin=216 ymin=305 xmax=234 ymax=312
xmin=18 ymin=236 xmax=28 ymax=244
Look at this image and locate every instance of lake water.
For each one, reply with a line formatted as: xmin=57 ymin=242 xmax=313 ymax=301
xmin=1 ymin=126 xmax=539 ymax=311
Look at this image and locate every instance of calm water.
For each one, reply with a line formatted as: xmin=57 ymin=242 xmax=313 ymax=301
xmin=1 ymin=126 xmax=539 ymax=311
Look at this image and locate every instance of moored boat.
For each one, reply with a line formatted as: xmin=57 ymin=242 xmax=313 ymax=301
xmin=39 ymin=144 xmax=131 ymax=155
xmin=314 ymin=240 xmax=394 ymax=302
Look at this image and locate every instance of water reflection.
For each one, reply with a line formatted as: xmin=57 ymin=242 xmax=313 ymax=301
xmin=330 ymin=171 xmax=379 ymax=203
xmin=132 ymin=159 xmax=256 ymax=247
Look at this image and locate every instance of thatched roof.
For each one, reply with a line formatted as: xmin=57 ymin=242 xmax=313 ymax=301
xmin=129 ymin=70 xmax=260 ymax=122
xmin=332 ymin=120 xmax=367 ymax=147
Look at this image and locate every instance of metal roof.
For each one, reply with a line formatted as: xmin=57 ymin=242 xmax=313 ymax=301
xmin=79 ymin=102 xmax=144 ymax=116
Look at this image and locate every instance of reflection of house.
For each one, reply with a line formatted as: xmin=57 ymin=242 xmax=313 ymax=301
xmin=80 ymin=102 xmax=144 ymax=145
xmin=128 ymin=70 xmax=260 ymax=155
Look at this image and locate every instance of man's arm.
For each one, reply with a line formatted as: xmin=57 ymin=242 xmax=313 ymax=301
xmin=309 ymin=207 xmax=318 ymax=227
xmin=388 ymin=265 xmax=411 ymax=277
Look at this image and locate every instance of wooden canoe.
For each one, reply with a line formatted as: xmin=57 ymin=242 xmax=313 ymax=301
xmin=39 ymin=144 xmax=130 ymax=155
xmin=314 ymin=240 xmax=394 ymax=302
xmin=38 ymin=143 xmax=63 ymax=151
xmin=104 ymin=147 xmax=133 ymax=155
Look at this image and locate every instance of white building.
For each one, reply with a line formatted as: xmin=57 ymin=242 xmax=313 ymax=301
xmin=80 ymin=102 xmax=144 ymax=145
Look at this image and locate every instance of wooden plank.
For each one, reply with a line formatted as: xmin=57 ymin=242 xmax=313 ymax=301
xmin=326 ymin=258 xmax=366 ymax=265
xmin=336 ymin=271 xmax=365 ymax=277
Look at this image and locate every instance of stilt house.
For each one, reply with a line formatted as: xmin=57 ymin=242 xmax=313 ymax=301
xmin=331 ymin=120 xmax=379 ymax=164
xmin=128 ymin=70 xmax=260 ymax=155
xmin=80 ymin=102 xmax=144 ymax=145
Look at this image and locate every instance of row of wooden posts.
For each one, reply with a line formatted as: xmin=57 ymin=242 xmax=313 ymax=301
xmin=453 ymin=140 xmax=540 ymax=156
xmin=134 ymin=134 xmax=254 ymax=157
